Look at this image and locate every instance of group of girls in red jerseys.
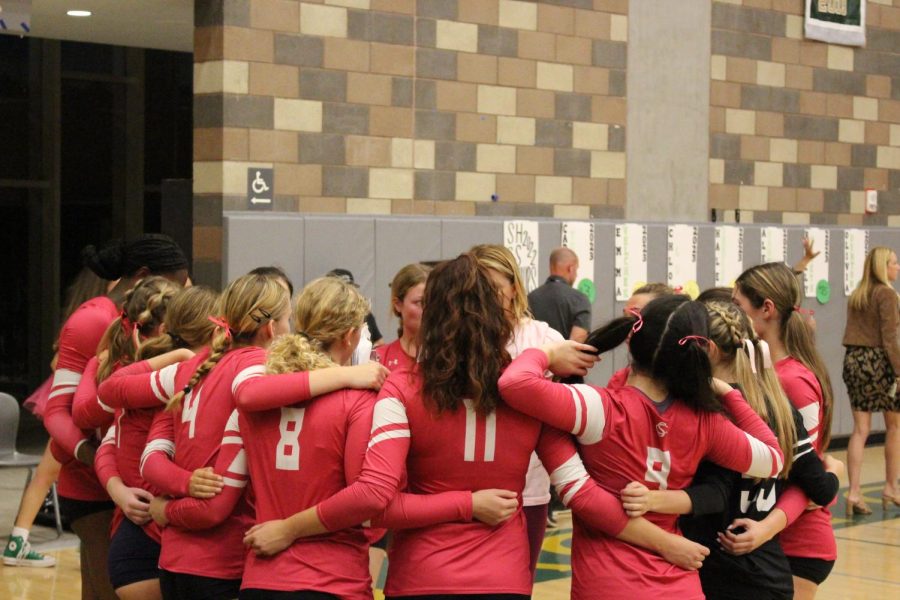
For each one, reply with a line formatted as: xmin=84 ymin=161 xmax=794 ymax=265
xmin=40 ymin=234 xmax=841 ymax=600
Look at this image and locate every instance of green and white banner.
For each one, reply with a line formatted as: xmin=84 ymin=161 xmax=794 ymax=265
xmin=805 ymin=0 xmax=866 ymax=46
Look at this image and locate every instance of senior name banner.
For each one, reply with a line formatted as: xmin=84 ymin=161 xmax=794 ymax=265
xmin=760 ymin=227 xmax=787 ymax=265
xmin=614 ymin=224 xmax=648 ymax=301
xmin=667 ymin=225 xmax=699 ymax=299
xmin=804 ymin=227 xmax=831 ymax=302
xmin=562 ymin=222 xmax=597 ymax=303
xmin=844 ymin=229 xmax=869 ymax=296
xmin=805 ymin=0 xmax=866 ymax=46
xmin=715 ymin=226 xmax=744 ymax=288
xmin=504 ymin=220 xmax=540 ymax=293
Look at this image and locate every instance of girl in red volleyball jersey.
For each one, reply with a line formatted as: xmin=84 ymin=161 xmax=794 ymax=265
xmin=376 ymin=263 xmax=430 ymax=372
xmin=44 ymin=235 xmax=188 ymax=600
xmin=243 ymin=254 xmax=711 ymax=600
xmin=85 ymin=284 xmax=217 ymax=600
xmin=728 ymin=263 xmax=838 ymax=599
xmin=498 ymin=293 xmax=786 ymax=600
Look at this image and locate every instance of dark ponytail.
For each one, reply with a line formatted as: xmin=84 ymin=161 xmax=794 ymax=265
xmin=83 ymin=240 xmax=128 ymax=280
xmin=83 ymin=234 xmax=188 ymax=280
xmin=585 ymin=315 xmax=637 ymax=355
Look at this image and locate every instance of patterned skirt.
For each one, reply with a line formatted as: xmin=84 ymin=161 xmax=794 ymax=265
xmin=842 ymin=346 xmax=900 ymax=412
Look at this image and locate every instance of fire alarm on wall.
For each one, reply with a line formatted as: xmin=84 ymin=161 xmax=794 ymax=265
xmin=865 ymin=189 xmax=878 ymax=214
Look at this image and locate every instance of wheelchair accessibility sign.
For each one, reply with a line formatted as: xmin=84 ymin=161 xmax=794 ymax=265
xmin=247 ymin=168 xmax=273 ymax=210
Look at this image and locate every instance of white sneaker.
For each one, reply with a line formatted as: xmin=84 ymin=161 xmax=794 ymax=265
xmin=3 ymin=535 xmax=56 ymax=567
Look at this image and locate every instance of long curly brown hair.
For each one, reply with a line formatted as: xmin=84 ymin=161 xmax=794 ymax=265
xmin=419 ymin=253 xmax=512 ymax=415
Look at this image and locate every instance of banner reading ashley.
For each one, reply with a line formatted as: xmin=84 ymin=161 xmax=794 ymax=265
xmin=805 ymin=0 xmax=866 ymax=46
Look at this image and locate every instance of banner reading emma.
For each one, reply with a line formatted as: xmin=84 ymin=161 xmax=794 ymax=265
xmin=805 ymin=0 xmax=866 ymax=46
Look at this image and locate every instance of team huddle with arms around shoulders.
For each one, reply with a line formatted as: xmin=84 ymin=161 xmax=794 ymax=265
xmin=24 ymin=232 xmax=864 ymax=600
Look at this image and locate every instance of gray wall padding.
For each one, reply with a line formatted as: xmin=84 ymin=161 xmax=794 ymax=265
xmin=223 ymin=212 xmax=900 ymax=438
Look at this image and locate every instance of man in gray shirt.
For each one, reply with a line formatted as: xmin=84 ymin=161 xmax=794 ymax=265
xmin=528 ymin=247 xmax=591 ymax=342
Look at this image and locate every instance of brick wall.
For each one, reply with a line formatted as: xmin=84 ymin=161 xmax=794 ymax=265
xmin=708 ymin=0 xmax=900 ymax=227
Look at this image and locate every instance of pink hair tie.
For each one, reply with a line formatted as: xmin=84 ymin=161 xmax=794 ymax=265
xmin=208 ymin=316 xmax=233 ymax=340
xmin=742 ymin=339 xmax=757 ymax=374
xmin=678 ymin=335 xmax=712 ymax=348
xmin=626 ymin=307 xmax=644 ymax=333
xmin=120 ymin=312 xmax=135 ymax=337
xmin=758 ymin=339 xmax=773 ymax=369
xmin=793 ymin=305 xmax=815 ymax=317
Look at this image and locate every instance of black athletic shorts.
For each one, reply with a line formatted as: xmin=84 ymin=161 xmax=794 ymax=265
xmin=241 ymin=590 xmax=338 ymax=600
xmin=107 ymin=518 xmax=161 ymax=589
xmin=58 ymin=496 xmax=115 ymax=523
xmin=787 ymin=556 xmax=835 ymax=585
xmin=159 ymin=568 xmax=241 ymax=600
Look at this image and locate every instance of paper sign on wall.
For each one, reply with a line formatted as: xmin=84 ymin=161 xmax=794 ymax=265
xmin=844 ymin=229 xmax=869 ymax=296
xmin=667 ymin=225 xmax=699 ymax=299
xmin=562 ymin=222 xmax=596 ymax=303
xmin=804 ymin=228 xmax=830 ymax=301
xmin=760 ymin=227 xmax=787 ymax=264
xmin=715 ymin=226 xmax=744 ymax=287
xmin=504 ymin=220 xmax=540 ymax=293
xmin=614 ymin=224 xmax=648 ymax=301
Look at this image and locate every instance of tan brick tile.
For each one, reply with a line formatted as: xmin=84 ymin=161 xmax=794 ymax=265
xmin=498 ymin=57 xmax=537 ymax=88
xmin=324 ymin=38 xmax=370 ymax=71
xmin=250 ymin=62 xmax=299 ymax=98
xmin=517 ymin=89 xmax=555 ymax=118
xmin=457 ymin=112 xmax=497 ymax=143
xmin=369 ymin=106 xmax=413 ymax=137
xmin=518 ymin=30 xmax=555 ymax=61
xmin=370 ymin=43 xmax=414 ymax=76
xmin=458 ymin=53 xmax=498 ymax=84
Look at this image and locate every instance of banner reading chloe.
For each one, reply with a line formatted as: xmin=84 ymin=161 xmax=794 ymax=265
xmin=805 ymin=0 xmax=866 ymax=46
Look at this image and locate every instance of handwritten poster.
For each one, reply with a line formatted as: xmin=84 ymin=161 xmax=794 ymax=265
xmin=844 ymin=229 xmax=868 ymax=296
xmin=614 ymin=224 xmax=648 ymax=301
xmin=504 ymin=220 xmax=540 ymax=293
xmin=561 ymin=222 xmax=596 ymax=303
xmin=667 ymin=225 xmax=699 ymax=298
xmin=803 ymin=228 xmax=830 ymax=299
xmin=715 ymin=226 xmax=744 ymax=287
xmin=760 ymin=227 xmax=787 ymax=264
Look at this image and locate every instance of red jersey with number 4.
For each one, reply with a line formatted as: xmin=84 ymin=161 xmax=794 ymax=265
xmin=774 ymin=357 xmax=836 ymax=562
xmin=315 ymin=366 xmax=631 ymax=598
xmin=130 ymin=347 xmax=265 ymax=579
xmin=45 ymin=296 xmax=119 ymax=501
xmin=499 ymin=349 xmax=785 ymax=600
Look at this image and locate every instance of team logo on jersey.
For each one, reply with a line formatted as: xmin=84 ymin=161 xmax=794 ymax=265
xmin=655 ymin=421 xmax=669 ymax=438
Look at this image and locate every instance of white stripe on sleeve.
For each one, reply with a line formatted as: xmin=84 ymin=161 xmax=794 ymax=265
xmin=744 ymin=432 xmax=783 ymax=478
xmin=548 ymin=453 xmax=590 ymax=505
xmin=370 ymin=397 xmax=408 ymax=433
xmin=140 ymin=438 xmax=176 ymax=475
xmin=52 ymin=368 xmax=82 ymax=388
xmin=231 ymin=365 xmax=265 ymax=394
xmin=797 ymin=404 xmax=820 ymax=436
xmin=571 ymin=384 xmax=605 ymax=445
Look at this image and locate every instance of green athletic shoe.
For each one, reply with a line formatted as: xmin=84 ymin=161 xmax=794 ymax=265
xmin=3 ymin=535 xmax=56 ymax=567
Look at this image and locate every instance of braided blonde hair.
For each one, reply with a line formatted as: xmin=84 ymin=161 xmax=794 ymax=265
xmin=137 ymin=286 xmax=219 ymax=360
xmin=706 ymin=301 xmax=796 ymax=477
xmin=97 ymin=276 xmax=181 ymax=382
xmin=166 ymin=274 xmax=289 ymax=411
xmin=266 ymin=277 xmax=369 ymax=374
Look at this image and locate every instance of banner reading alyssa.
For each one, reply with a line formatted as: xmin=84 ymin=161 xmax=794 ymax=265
xmin=805 ymin=0 xmax=866 ymax=46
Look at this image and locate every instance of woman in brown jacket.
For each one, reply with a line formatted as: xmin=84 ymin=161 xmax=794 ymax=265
xmin=842 ymin=246 xmax=900 ymax=514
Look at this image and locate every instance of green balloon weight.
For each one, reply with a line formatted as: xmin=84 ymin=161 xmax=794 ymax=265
xmin=577 ymin=279 xmax=597 ymax=304
xmin=816 ymin=279 xmax=830 ymax=305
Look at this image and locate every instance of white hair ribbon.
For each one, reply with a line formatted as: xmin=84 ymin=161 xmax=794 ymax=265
xmin=758 ymin=339 xmax=773 ymax=369
xmin=742 ymin=339 xmax=757 ymax=374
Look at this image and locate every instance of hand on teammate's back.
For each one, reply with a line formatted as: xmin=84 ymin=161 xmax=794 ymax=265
xmin=346 ymin=362 xmax=390 ymax=390
xmin=659 ymin=534 xmax=710 ymax=571
xmin=471 ymin=489 xmax=519 ymax=526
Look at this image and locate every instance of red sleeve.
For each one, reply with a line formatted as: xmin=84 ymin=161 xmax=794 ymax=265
xmin=703 ymin=390 xmax=784 ymax=478
xmin=164 ymin=409 xmax=247 ymax=529
xmin=45 ymin=305 xmax=113 ymax=455
xmin=140 ymin=410 xmax=191 ymax=498
xmin=233 ymin=370 xmax=313 ymax=412
xmin=94 ymin=425 xmax=120 ymax=489
xmin=775 ymin=485 xmax=810 ymax=525
xmin=98 ymin=361 xmax=177 ymax=410
xmin=499 ymin=348 xmax=610 ymax=445
xmin=370 ymin=491 xmax=473 ymax=529
xmin=72 ymin=357 xmax=115 ymax=430
xmin=536 ymin=425 xmax=629 ymax=537
xmin=315 ymin=381 xmax=409 ymax=531
xmin=779 ymin=368 xmax=824 ymax=453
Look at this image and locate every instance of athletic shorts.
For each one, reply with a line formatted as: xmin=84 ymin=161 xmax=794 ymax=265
xmin=241 ymin=590 xmax=338 ymax=600
xmin=787 ymin=556 xmax=835 ymax=585
xmin=58 ymin=496 xmax=115 ymax=523
xmin=159 ymin=568 xmax=241 ymax=600
xmin=107 ymin=518 xmax=160 ymax=589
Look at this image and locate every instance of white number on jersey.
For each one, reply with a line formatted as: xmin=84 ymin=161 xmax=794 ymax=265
xmin=276 ymin=407 xmax=305 ymax=471
xmin=463 ymin=399 xmax=497 ymax=462
xmin=644 ymin=446 xmax=672 ymax=490
xmin=740 ymin=480 xmax=777 ymax=513
xmin=182 ymin=390 xmax=200 ymax=439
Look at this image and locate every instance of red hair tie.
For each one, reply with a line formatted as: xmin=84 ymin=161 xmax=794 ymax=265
xmin=627 ymin=307 xmax=644 ymax=333
xmin=120 ymin=312 xmax=135 ymax=337
xmin=793 ymin=305 xmax=815 ymax=317
xmin=678 ymin=335 xmax=712 ymax=348
xmin=208 ymin=316 xmax=233 ymax=340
